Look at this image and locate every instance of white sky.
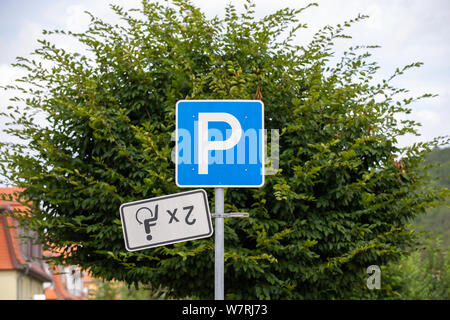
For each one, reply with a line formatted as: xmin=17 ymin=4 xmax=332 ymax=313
xmin=0 ymin=0 xmax=449 ymax=149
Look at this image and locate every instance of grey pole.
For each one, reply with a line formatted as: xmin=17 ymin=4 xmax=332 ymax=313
xmin=214 ymin=187 xmax=224 ymax=300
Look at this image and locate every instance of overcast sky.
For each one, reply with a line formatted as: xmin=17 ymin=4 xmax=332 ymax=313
xmin=0 ymin=0 xmax=449 ymax=149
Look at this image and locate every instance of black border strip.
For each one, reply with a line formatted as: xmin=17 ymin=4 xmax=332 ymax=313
xmin=2 ymin=300 xmax=445 ymax=318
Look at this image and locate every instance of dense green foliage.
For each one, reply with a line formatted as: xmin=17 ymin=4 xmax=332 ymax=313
xmin=93 ymin=281 xmax=170 ymax=300
xmin=364 ymin=235 xmax=450 ymax=300
xmin=414 ymin=147 xmax=450 ymax=248
xmin=425 ymin=147 xmax=450 ymax=188
xmin=1 ymin=0 xmax=448 ymax=299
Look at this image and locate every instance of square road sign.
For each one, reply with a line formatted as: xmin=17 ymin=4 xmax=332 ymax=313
xmin=176 ymin=100 xmax=264 ymax=188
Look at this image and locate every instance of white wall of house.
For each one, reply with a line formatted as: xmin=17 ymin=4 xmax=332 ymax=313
xmin=0 ymin=270 xmax=18 ymax=299
xmin=0 ymin=270 xmax=44 ymax=300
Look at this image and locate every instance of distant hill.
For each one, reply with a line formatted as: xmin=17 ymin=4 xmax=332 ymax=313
xmin=414 ymin=147 xmax=450 ymax=248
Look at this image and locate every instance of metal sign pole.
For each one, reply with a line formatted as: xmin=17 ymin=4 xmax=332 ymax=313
xmin=214 ymin=187 xmax=224 ymax=300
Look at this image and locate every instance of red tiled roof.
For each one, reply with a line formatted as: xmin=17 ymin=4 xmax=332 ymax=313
xmin=0 ymin=187 xmax=27 ymax=206
xmin=0 ymin=211 xmax=14 ymax=270
xmin=1 ymin=187 xmax=89 ymax=299
xmin=0 ymin=187 xmax=51 ymax=282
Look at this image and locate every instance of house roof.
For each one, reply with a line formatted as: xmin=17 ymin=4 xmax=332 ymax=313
xmin=0 ymin=187 xmax=29 ymax=208
xmin=1 ymin=187 xmax=89 ymax=299
xmin=0 ymin=187 xmax=51 ymax=283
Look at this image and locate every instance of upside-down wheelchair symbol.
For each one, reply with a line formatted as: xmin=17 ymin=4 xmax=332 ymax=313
xmin=135 ymin=205 xmax=159 ymax=241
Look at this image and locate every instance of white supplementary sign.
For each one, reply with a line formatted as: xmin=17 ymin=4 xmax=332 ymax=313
xmin=119 ymin=189 xmax=213 ymax=251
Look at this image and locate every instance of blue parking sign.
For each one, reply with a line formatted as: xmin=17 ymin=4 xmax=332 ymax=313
xmin=176 ymin=100 xmax=264 ymax=187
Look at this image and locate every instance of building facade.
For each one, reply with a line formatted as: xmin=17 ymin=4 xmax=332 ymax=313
xmin=0 ymin=187 xmax=89 ymax=300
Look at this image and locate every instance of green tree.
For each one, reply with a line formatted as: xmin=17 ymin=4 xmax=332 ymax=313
xmin=414 ymin=147 xmax=450 ymax=249
xmin=0 ymin=0 xmax=448 ymax=299
xmin=93 ymin=280 xmax=171 ymax=300
xmin=375 ymin=234 xmax=450 ymax=300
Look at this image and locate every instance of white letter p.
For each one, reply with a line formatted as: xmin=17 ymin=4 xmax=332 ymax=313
xmin=198 ymin=113 xmax=242 ymax=174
